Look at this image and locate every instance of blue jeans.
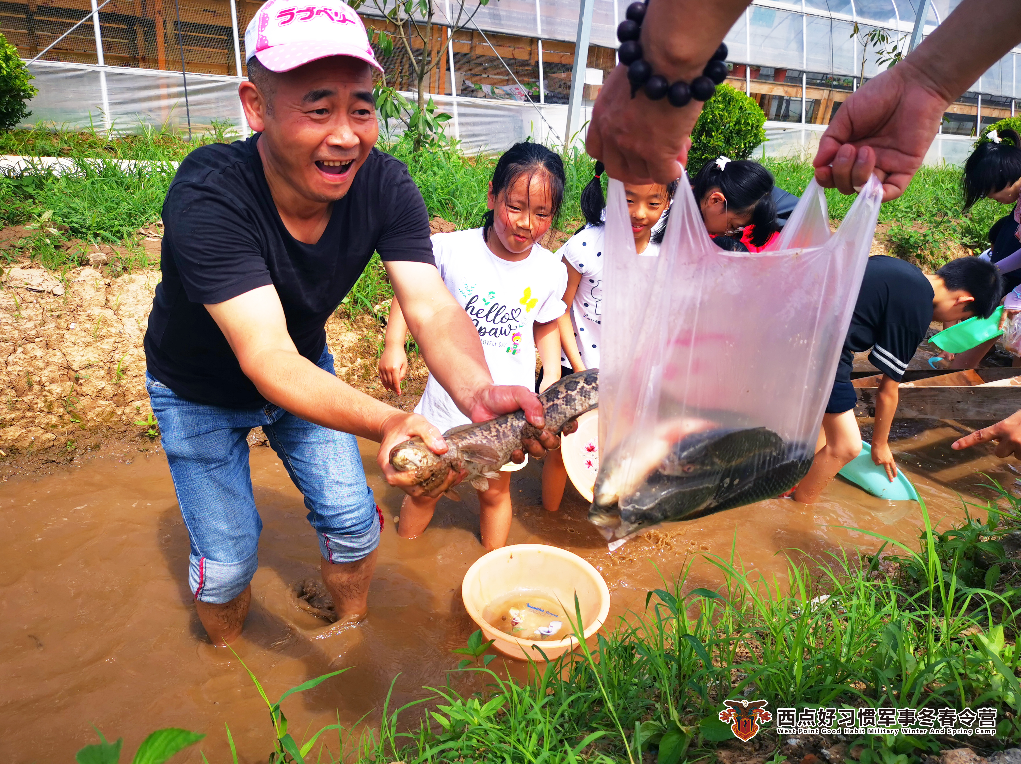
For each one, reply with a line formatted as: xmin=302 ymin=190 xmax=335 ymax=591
xmin=146 ymin=346 xmax=380 ymax=604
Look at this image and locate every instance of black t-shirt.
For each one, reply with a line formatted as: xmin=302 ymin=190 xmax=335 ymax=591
xmin=836 ymin=256 xmax=934 ymax=383
xmin=144 ymin=135 xmax=434 ymax=408
xmin=990 ymin=212 xmax=1021 ymax=295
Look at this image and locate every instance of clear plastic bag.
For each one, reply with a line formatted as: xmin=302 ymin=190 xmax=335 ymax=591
xmin=1003 ymin=311 xmax=1021 ymax=356
xmin=592 ymin=173 xmax=884 ymax=540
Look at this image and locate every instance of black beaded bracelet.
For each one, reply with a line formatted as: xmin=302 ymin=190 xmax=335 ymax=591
xmin=616 ymin=1 xmax=729 ymax=106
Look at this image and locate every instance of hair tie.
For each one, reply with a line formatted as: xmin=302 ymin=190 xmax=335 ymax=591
xmin=594 ymin=161 xmax=604 ymax=178
xmin=715 ymin=156 xmax=731 ymax=171
xmin=989 ymin=129 xmax=1002 ymax=144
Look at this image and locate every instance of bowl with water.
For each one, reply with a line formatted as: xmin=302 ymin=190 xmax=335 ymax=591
xmin=461 ymin=544 xmax=611 ymax=660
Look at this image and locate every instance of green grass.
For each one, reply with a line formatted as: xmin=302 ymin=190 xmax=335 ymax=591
xmin=80 ymin=483 xmax=1020 ymax=763
xmin=765 ymin=158 xmax=1004 ymax=268
xmin=0 ymin=124 xmax=1003 ymax=281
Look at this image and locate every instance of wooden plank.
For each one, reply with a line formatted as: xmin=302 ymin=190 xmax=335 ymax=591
xmin=855 ymin=386 xmax=1021 ymax=419
xmin=853 ymin=367 xmax=1021 ymax=387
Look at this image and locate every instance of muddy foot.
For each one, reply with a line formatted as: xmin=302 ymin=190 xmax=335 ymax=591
xmin=293 ymin=578 xmax=337 ymax=622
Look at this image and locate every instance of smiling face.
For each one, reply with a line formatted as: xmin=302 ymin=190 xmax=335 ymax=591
xmin=624 ymin=183 xmax=669 ymax=252
xmin=240 ymin=56 xmax=378 ymax=209
xmin=485 ymin=171 xmax=555 ymax=261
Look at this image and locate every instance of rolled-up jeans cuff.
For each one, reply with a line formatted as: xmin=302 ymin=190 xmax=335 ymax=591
xmin=318 ymin=515 xmax=381 ymax=564
xmin=189 ymin=553 xmax=259 ymax=604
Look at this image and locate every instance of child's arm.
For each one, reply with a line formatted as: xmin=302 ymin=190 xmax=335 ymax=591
xmin=560 ymin=261 xmax=585 ymax=371
xmin=378 ymin=298 xmax=410 ymax=394
xmin=871 ymin=374 xmax=900 ymax=481
xmin=535 ymin=318 xmax=563 ymax=393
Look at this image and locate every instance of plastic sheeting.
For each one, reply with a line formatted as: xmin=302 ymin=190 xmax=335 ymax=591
xmin=17 ymin=61 xmax=585 ymax=155
xmin=590 ymin=174 xmax=883 ymax=539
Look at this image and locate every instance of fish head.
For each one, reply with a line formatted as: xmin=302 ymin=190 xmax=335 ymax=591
xmin=389 ymin=437 xmax=444 ymax=472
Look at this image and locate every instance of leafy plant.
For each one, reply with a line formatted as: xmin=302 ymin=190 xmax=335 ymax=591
xmin=135 ymin=412 xmax=159 ymax=439
xmin=229 ymin=646 xmax=347 ymax=764
xmin=687 ymin=84 xmax=766 ymax=175
xmin=979 ymin=116 xmax=1021 ymax=145
xmin=75 ymin=728 xmax=203 ymax=764
xmin=850 ymin=23 xmax=906 ymax=81
xmin=356 ymin=0 xmax=489 ymax=151
xmin=0 ymin=31 xmax=37 ymax=132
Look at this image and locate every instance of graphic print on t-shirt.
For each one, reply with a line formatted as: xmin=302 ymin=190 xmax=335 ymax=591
xmin=586 ymin=279 xmax=602 ymax=321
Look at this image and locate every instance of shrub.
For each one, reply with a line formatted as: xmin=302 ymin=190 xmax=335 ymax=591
xmin=687 ymin=83 xmax=766 ymax=175
xmin=978 ymin=115 xmax=1021 ymax=145
xmin=0 ymin=32 xmax=36 ymax=131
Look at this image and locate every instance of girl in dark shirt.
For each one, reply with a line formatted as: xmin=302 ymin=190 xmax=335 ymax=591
xmin=963 ymin=127 xmax=1021 ymax=295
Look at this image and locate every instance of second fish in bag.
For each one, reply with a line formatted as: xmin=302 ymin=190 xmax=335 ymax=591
xmin=591 ymin=172 xmax=884 ymax=540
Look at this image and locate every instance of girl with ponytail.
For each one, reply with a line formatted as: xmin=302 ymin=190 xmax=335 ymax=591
xmin=379 ymin=142 xmax=569 ymax=549
xmin=692 ymin=157 xmax=779 ymax=251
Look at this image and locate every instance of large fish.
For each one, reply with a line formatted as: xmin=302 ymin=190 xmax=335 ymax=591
xmin=389 ymin=369 xmax=600 ymax=494
xmin=590 ymin=425 xmax=813 ymax=539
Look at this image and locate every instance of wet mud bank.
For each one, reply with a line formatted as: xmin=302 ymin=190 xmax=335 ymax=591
xmin=0 ymin=260 xmax=426 ymax=477
xmin=1 ymin=421 xmax=1018 ymax=761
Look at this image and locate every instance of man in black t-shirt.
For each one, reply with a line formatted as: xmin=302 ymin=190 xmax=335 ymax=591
xmin=144 ymin=0 xmax=561 ymax=646
xmin=793 ymin=255 xmax=1002 ymax=504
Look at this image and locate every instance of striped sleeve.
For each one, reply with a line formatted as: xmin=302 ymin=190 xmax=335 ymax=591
xmin=869 ymin=325 xmax=924 ymax=382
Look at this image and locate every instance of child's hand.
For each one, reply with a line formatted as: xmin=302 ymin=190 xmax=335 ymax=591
xmin=538 ymin=369 xmax=561 ymax=393
xmin=379 ymin=345 xmax=409 ymax=394
xmin=871 ymin=441 xmax=898 ymax=482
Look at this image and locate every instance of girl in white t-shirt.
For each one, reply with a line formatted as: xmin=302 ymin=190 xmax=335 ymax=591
xmin=379 ymin=143 xmax=568 ymax=550
xmin=541 ymin=161 xmax=675 ymax=512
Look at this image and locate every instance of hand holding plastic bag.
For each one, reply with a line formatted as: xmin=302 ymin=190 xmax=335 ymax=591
xmin=591 ymin=172 xmax=884 ymax=540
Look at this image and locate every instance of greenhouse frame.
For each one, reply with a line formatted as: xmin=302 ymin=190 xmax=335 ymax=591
xmin=0 ymin=0 xmax=1014 ymax=161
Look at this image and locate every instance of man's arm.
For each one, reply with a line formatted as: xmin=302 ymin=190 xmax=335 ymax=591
xmin=586 ymin=0 xmax=750 ymax=183
xmin=205 ymin=285 xmax=461 ymax=496
xmin=814 ymin=0 xmax=1021 ymax=200
xmin=871 ymin=374 xmax=900 ymax=481
xmin=384 ymin=260 xmax=566 ymax=454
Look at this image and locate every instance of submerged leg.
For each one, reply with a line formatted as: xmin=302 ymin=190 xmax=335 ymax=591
xmin=542 ymin=448 xmax=569 ymax=512
xmin=478 ymin=471 xmax=513 ymax=551
xmin=398 ymin=493 xmax=442 ymax=539
xmin=793 ymin=411 xmax=862 ymax=504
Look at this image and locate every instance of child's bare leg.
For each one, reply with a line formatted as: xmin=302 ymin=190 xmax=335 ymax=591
xmin=478 ymin=472 xmax=513 ymax=551
xmin=398 ymin=493 xmax=441 ymax=539
xmin=542 ymin=448 xmax=568 ymax=512
xmin=949 ymin=338 xmax=996 ymax=369
xmin=793 ymin=411 xmax=861 ymax=504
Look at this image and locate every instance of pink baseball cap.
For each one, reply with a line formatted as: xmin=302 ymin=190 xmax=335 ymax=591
xmin=244 ymin=0 xmax=383 ymax=73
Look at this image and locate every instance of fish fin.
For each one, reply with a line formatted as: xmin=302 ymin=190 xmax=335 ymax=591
xmin=443 ymin=488 xmax=462 ymax=501
xmin=443 ymin=423 xmax=477 ymax=436
xmin=458 ymin=443 xmax=503 ymax=465
xmin=470 ymin=476 xmax=490 ymax=492
xmin=483 ymin=470 xmax=501 ymax=480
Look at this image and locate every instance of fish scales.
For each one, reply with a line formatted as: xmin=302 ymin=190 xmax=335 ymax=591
xmin=591 ymin=425 xmax=813 ymax=539
xmin=389 ymin=369 xmax=599 ymax=494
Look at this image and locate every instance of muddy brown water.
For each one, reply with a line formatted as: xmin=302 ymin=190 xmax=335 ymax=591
xmin=1 ymin=422 xmax=1017 ymax=762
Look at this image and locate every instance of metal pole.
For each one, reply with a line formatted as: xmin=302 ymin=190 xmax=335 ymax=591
xmin=800 ymin=11 xmax=806 ymax=126
xmin=173 ymin=0 xmax=193 ymax=140
xmin=976 ymin=93 xmax=982 ymax=137
xmin=907 ymin=0 xmax=927 ymax=53
xmin=564 ymin=0 xmax=594 ymax=152
xmin=444 ymin=0 xmax=460 ymax=141
xmin=534 ymin=0 xmax=544 ymax=105
xmin=745 ymin=7 xmax=750 ymax=94
xmin=229 ymin=0 xmax=248 ymax=138
xmin=89 ymin=0 xmax=112 ymax=133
